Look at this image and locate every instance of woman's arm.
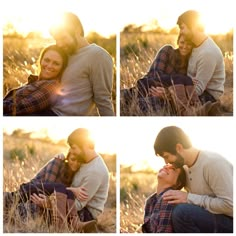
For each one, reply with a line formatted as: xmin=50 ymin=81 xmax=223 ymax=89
xmin=31 ymin=156 xmax=64 ymax=183
xmin=43 ymin=158 xmax=63 ymax=182
xmin=4 ymin=80 xmax=59 ymax=115
xmin=144 ymin=45 xmax=174 ymax=79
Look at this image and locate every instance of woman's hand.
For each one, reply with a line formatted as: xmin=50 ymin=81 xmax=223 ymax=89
xmin=67 ymin=186 xmax=88 ymax=201
xmin=149 ymin=86 xmax=166 ymax=98
xmin=30 ymin=193 xmax=51 ymax=208
xmin=192 ymin=78 xmax=199 ymax=86
xmin=54 ymin=153 xmax=65 ymax=160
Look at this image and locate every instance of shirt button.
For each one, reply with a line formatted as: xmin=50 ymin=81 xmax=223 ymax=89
xmin=189 ymin=171 xmax=191 ymax=174
xmin=190 ymin=178 xmax=192 ymax=181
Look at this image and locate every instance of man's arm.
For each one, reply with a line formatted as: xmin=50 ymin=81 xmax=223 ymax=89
xmin=91 ymin=50 xmax=115 ymax=116
xmin=187 ymin=158 xmax=233 ymax=217
xmin=70 ymin=174 xmax=102 ymax=209
xmin=193 ymin=52 xmax=218 ymax=95
xmin=163 ymin=158 xmax=233 ymax=217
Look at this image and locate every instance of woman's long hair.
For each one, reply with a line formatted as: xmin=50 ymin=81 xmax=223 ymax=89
xmin=38 ymin=44 xmax=68 ymax=80
xmin=59 ymin=152 xmax=79 ymax=187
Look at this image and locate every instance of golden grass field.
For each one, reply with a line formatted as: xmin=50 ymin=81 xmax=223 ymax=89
xmin=120 ymin=31 xmax=233 ymax=116
xmin=120 ymin=167 xmax=157 ymax=233
xmin=3 ymin=34 xmax=117 ymax=114
xmin=3 ymin=132 xmax=116 ymax=233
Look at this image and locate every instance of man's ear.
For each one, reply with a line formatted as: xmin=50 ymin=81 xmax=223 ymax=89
xmin=176 ymin=143 xmax=184 ymax=153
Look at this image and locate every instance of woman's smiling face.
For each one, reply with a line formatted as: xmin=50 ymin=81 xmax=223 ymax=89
xmin=178 ymin=35 xmax=193 ymax=56
xmin=67 ymin=153 xmax=81 ymax=172
xmin=39 ymin=50 xmax=64 ymax=79
xmin=158 ymin=164 xmax=181 ymax=186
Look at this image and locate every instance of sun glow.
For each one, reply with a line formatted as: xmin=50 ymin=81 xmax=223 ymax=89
xmin=117 ymin=0 xmax=234 ymax=35
xmin=3 ymin=118 xmax=117 ymax=155
xmin=118 ymin=118 xmax=235 ymax=172
xmin=2 ymin=0 xmax=118 ymax=38
xmin=3 ymin=2 xmax=65 ymax=38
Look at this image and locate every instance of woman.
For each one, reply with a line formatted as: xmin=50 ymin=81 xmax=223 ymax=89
xmin=142 ymin=164 xmax=186 ymax=233
xmin=122 ymin=34 xmax=203 ymax=115
xmin=3 ymin=44 xmax=68 ymax=116
xmin=4 ymin=152 xmax=96 ymax=232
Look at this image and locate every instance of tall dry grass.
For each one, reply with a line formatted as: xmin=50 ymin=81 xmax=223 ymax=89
xmin=120 ymin=32 xmax=233 ymax=116
xmin=120 ymin=168 xmax=157 ymax=233
xmin=3 ymin=35 xmax=117 ymax=113
xmin=3 ymin=133 xmax=116 ymax=233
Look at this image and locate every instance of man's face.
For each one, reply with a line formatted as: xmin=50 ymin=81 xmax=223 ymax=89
xmin=179 ymin=23 xmax=193 ymax=41
xmin=53 ymin=31 xmax=78 ymax=55
xmin=162 ymin=152 xmax=185 ymax=168
xmin=69 ymin=144 xmax=87 ymax=163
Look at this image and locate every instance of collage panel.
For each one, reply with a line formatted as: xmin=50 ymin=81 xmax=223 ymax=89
xmin=3 ymin=0 xmax=117 ymax=117
xmin=1 ymin=0 xmax=235 ymax=234
xmin=3 ymin=117 xmax=117 ymax=233
xmin=120 ymin=1 xmax=233 ymax=117
xmin=119 ymin=117 xmax=234 ymax=233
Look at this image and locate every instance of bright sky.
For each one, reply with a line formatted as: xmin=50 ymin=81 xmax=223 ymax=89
xmin=3 ymin=117 xmax=118 ymax=155
xmin=3 ymin=117 xmax=235 ymax=172
xmin=117 ymin=117 xmax=235 ymax=171
xmin=1 ymin=0 xmax=119 ymax=38
xmin=118 ymin=0 xmax=234 ymax=34
xmin=2 ymin=0 xmax=234 ymax=38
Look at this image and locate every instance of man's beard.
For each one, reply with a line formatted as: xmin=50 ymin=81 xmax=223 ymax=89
xmin=183 ymin=32 xmax=193 ymax=42
xmin=75 ymin=151 xmax=87 ymax=163
xmin=62 ymin=37 xmax=78 ymax=55
xmin=173 ymin=153 xmax=185 ymax=168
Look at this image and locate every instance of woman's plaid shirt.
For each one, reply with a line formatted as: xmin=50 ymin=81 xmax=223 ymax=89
xmin=3 ymin=75 xmax=59 ymax=115
xmin=142 ymin=188 xmax=175 ymax=233
xmin=142 ymin=45 xmax=188 ymax=79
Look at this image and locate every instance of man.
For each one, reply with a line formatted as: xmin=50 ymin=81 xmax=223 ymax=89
xmin=66 ymin=128 xmax=110 ymax=221
xmin=153 ymin=126 xmax=233 ymax=233
xmin=177 ymin=10 xmax=225 ymax=103
xmin=49 ymin=12 xmax=115 ymax=116
xmin=32 ymin=128 xmax=109 ymax=224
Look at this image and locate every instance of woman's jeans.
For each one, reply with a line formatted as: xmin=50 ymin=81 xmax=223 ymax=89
xmin=172 ymin=204 xmax=233 ymax=233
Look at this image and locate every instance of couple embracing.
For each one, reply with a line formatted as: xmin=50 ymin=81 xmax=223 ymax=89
xmin=142 ymin=126 xmax=233 ymax=233
xmin=122 ymin=10 xmax=225 ymax=116
xmin=4 ymin=128 xmax=110 ymax=233
xmin=4 ymin=12 xmax=115 ymax=116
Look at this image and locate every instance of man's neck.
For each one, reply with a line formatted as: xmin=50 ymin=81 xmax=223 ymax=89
xmin=77 ymin=37 xmax=90 ymax=50
xmin=85 ymin=150 xmax=99 ymax=163
xmin=184 ymin=148 xmax=200 ymax=167
xmin=192 ymin=32 xmax=208 ymax=47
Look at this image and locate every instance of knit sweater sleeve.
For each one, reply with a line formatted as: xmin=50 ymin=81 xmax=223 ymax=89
xmin=194 ymin=51 xmax=218 ymax=95
xmin=90 ymin=49 xmax=115 ymax=116
xmin=187 ymin=156 xmax=233 ymax=217
xmin=73 ymin=158 xmax=109 ymax=212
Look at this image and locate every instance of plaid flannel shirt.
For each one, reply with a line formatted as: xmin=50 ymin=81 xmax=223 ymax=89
xmin=142 ymin=45 xmax=188 ymax=80
xmin=31 ymin=158 xmax=70 ymax=185
xmin=142 ymin=188 xmax=175 ymax=233
xmin=3 ymin=75 xmax=59 ymax=116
